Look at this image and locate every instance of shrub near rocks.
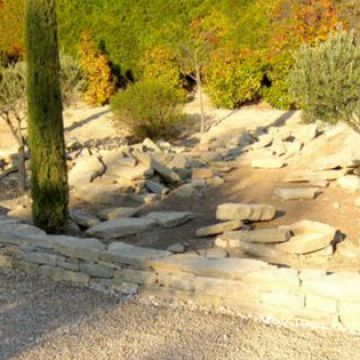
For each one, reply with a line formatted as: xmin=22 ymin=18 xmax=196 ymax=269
xmin=290 ymin=30 xmax=360 ymax=128
xmin=111 ymin=79 xmax=185 ymax=140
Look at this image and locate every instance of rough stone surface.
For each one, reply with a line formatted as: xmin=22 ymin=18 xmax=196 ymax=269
xmin=151 ymin=158 xmax=181 ymax=183
xmin=80 ymin=262 xmax=114 ymax=278
xmin=251 ymin=159 xmax=285 ymax=169
xmin=70 ymin=210 xmax=100 ymax=228
xmin=216 ymin=228 xmax=291 ymax=247
xmin=275 ymin=187 xmax=320 ymax=201
xmin=196 ymin=219 xmax=243 ymax=237
xmin=337 ymin=175 xmax=360 ymax=193
xmin=97 ymin=207 xmax=139 ymax=221
xmin=216 ymin=203 xmax=276 ymax=222
xmin=53 ymin=236 xmax=105 ymax=261
xmin=167 ymin=243 xmax=186 ymax=253
xmin=144 ymin=211 xmax=193 ymax=228
xmin=302 ymin=272 xmax=360 ymax=300
xmin=86 ymin=217 xmax=158 ymax=240
xmin=277 ymin=220 xmax=336 ymax=255
xmin=102 ymin=242 xmax=171 ymax=266
xmin=114 ymin=269 xmax=157 ymax=285
xmin=192 ymin=168 xmax=215 ymax=180
xmin=145 ymin=180 xmax=169 ymax=195
xmin=151 ymin=254 xmax=269 ymax=280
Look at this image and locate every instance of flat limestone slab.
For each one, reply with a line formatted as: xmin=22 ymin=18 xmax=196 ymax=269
xmin=216 ymin=203 xmax=276 ymax=222
xmin=251 ymin=159 xmax=285 ymax=169
xmin=97 ymin=207 xmax=139 ymax=221
xmin=274 ymin=187 xmax=320 ymax=200
xmin=151 ymin=253 xmax=269 ymax=280
xmin=196 ymin=219 xmax=243 ymax=237
xmin=276 ymin=220 xmax=337 ymax=255
xmin=215 ymin=228 xmax=291 ymax=248
xmin=144 ymin=211 xmax=194 ymax=228
xmin=102 ymin=242 xmax=171 ymax=266
xmin=337 ymin=175 xmax=360 ymax=193
xmin=86 ymin=217 xmax=158 ymax=240
xmin=285 ymin=169 xmax=347 ymax=183
xmin=70 ymin=210 xmax=100 ymax=228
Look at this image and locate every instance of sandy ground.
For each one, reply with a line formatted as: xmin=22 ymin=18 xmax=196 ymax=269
xmin=1 ymin=270 xmax=360 ymax=360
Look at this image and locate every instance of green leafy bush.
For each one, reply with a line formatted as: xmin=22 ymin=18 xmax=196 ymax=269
xmin=290 ymin=30 xmax=360 ymax=124
xmin=262 ymin=52 xmax=294 ymax=109
xmin=205 ymin=49 xmax=265 ymax=109
xmin=60 ymin=54 xmax=86 ymax=107
xmin=111 ymin=80 xmax=185 ymax=140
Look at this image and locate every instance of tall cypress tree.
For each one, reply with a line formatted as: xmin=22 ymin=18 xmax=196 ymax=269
xmin=25 ymin=0 xmax=69 ymax=233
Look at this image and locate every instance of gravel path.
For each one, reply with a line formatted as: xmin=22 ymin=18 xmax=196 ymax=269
xmin=0 ymin=271 xmax=359 ymax=360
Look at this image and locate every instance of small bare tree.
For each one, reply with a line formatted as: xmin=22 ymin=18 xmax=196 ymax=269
xmin=177 ymin=44 xmax=207 ymax=134
xmin=0 ymin=62 xmax=27 ymax=191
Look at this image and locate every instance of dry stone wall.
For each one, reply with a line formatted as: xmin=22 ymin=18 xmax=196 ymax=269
xmin=1 ymin=221 xmax=360 ymax=333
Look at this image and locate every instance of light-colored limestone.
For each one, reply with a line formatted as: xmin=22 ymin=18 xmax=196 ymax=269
xmin=196 ymin=219 xmax=243 ymax=237
xmin=86 ymin=217 xmax=158 ymax=240
xmin=275 ymin=187 xmax=320 ymax=200
xmin=216 ymin=203 xmax=276 ymax=222
xmin=102 ymin=242 xmax=171 ymax=267
xmin=144 ymin=211 xmax=193 ymax=228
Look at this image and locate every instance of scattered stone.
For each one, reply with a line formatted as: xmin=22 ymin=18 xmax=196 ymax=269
xmin=192 ymin=168 xmax=215 ymax=180
xmin=98 ymin=207 xmax=139 ymax=221
xmin=216 ymin=203 xmax=276 ymax=222
xmin=275 ymin=187 xmax=320 ymax=200
xmin=68 ymin=154 xmax=104 ymax=187
xmin=337 ymin=175 xmax=360 ymax=193
xmin=197 ymin=248 xmax=228 ymax=259
xmin=170 ymin=184 xmax=197 ymax=198
xmin=145 ymin=180 xmax=169 ymax=195
xmin=309 ymin=179 xmax=329 ymax=188
xmin=73 ymin=183 xmax=128 ymax=203
xmin=207 ymin=176 xmax=225 ymax=186
xmin=276 ymin=220 xmax=337 ymax=255
xmin=86 ymin=217 xmax=158 ymax=240
xmin=285 ymin=169 xmax=347 ymax=183
xmin=216 ymin=228 xmax=291 ymax=247
xmin=252 ymin=134 xmax=273 ymax=149
xmin=312 ymin=154 xmax=360 ymax=171
xmin=70 ymin=210 xmax=100 ymax=228
xmin=251 ymin=159 xmax=285 ymax=169
xmin=145 ymin=211 xmax=193 ymax=228
xmin=119 ymin=163 xmax=154 ymax=181
xmin=143 ymin=138 xmax=162 ymax=152
xmin=196 ymin=219 xmax=243 ymax=238
xmin=167 ymin=243 xmax=186 ymax=253
xmin=151 ymin=158 xmax=181 ymax=183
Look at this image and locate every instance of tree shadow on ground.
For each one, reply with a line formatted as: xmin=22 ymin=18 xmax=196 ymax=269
xmin=65 ymin=109 xmax=111 ymax=133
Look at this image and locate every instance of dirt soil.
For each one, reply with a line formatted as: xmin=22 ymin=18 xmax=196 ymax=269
xmin=1 ymin=270 xmax=359 ymax=360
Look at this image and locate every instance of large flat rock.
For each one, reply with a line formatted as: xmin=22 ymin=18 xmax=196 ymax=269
xmin=216 ymin=228 xmax=291 ymax=247
xmin=275 ymin=187 xmax=320 ymax=200
xmin=102 ymin=242 xmax=171 ymax=266
xmin=144 ymin=211 xmax=194 ymax=228
xmin=151 ymin=253 xmax=270 ymax=280
xmin=86 ymin=217 xmax=158 ymax=240
xmin=196 ymin=219 xmax=243 ymax=237
xmin=276 ymin=220 xmax=337 ymax=255
xmin=216 ymin=203 xmax=276 ymax=222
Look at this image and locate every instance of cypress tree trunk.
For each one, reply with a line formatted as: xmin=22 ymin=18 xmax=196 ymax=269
xmin=25 ymin=0 xmax=69 ymax=233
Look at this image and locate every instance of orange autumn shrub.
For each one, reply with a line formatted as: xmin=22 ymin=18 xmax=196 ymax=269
xmin=78 ymin=32 xmax=115 ymax=106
